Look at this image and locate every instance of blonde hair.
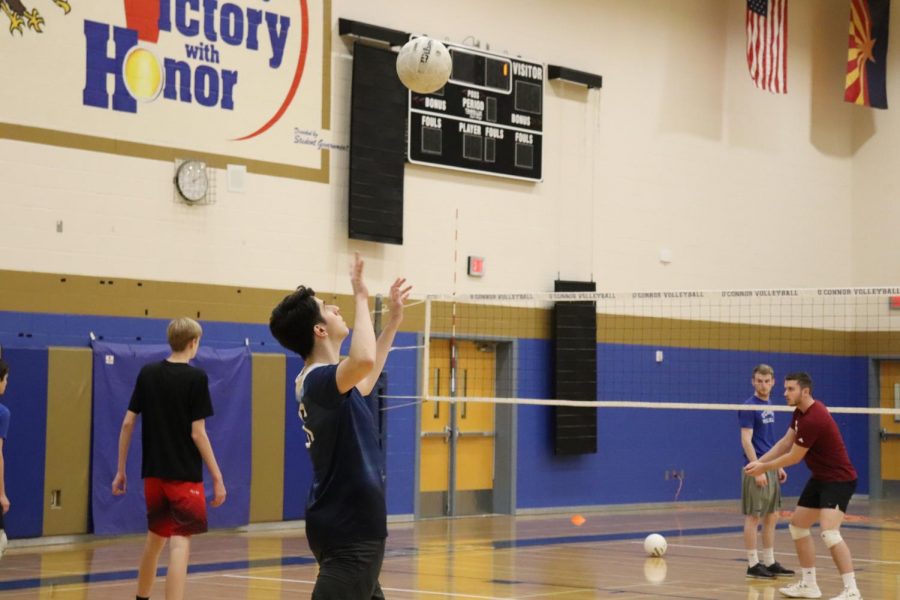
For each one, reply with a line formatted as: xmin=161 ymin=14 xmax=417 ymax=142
xmin=752 ymin=364 xmax=774 ymax=377
xmin=167 ymin=317 xmax=202 ymax=352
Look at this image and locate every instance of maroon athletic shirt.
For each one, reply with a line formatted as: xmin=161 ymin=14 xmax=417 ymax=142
xmin=791 ymin=400 xmax=857 ymax=482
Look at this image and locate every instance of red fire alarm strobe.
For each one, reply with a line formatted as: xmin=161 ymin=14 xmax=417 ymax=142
xmin=467 ymin=256 xmax=485 ymax=277
xmin=890 ymin=296 xmax=900 ymax=310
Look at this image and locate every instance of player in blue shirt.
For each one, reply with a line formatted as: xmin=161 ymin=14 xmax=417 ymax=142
xmin=738 ymin=364 xmax=793 ymax=579
xmin=269 ymin=253 xmax=411 ymax=600
xmin=0 ymin=358 xmax=10 ymax=558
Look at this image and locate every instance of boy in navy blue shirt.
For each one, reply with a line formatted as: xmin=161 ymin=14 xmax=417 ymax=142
xmin=269 ymin=253 xmax=411 ymax=600
xmin=738 ymin=364 xmax=793 ymax=579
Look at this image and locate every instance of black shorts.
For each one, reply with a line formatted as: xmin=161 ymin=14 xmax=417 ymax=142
xmin=797 ymin=478 xmax=857 ymax=513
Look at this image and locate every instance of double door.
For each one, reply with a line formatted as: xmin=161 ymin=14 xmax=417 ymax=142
xmin=419 ymin=339 xmax=496 ymax=517
xmin=878 ymin=361 xmax=900 ymax=495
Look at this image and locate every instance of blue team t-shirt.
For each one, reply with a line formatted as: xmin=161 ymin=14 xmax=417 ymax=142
xmin=738 ymin=395 xmax=775 ymax=464
xmin=0 ymin=403 xmax=9 ymax=439
xmin=297 ymin=363 xmax=387 ymax=551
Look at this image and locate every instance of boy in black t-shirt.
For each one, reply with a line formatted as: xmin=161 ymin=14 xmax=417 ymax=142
xmin=112 ymin=318 xmax=226 ymax=600
xmin=269 ymin=253 xmax=411 ymax=600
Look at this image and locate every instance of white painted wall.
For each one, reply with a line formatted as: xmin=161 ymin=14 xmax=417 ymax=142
xmin=1 ymin=0 xmax=892 ymax=299
xmin=850 ymin=3 xmax=900 ymax=286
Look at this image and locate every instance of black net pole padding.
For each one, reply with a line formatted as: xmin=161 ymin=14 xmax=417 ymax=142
xmin=553 ymin=280 xmax=597 ymax=455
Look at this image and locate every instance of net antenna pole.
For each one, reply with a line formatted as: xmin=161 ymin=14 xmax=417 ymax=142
xmin=422 ymin=297 xmax=432 ymax=404
xmin=448 ymin=301 xmax=458 ymax=517
xmin=447 ymin=207 xmax=460 ymax=517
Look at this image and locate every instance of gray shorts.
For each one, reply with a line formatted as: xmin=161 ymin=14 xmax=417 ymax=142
xmin=742 ymin=470 xmax=781 ymax=516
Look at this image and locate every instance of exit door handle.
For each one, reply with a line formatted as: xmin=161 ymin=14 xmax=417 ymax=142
xmin=420 ymin=428 xmax=452 ymax=442
xmin=457 ymin=430 xmax=495 ymax=438
xmin=879 ymin=428 xmax=900 ymax=441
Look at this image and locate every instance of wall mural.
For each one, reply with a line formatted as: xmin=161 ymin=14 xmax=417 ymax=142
xmin=0 ymin=0 xmax=331 ymax=180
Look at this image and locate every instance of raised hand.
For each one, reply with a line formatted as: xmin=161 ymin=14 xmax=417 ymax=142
xmin=388 ymin=278 xmax=413 ymax=322
xmin=349 ymin=252 xmax=368 ymax=299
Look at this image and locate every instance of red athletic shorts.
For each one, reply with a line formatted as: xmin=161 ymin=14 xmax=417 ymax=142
xmin=144 ymin=478 xmax=208 ymax=537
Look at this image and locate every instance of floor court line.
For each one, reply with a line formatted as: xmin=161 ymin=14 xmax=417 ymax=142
xmin=221 ymin=572 xmax=734 ymax=600
xmin=646 ymin=541 xmax=900 ymax=566
xmin=0 ymin=573 xmax=222 ymax=598
xmin=223 ymin=574 xmax=526 ymax=599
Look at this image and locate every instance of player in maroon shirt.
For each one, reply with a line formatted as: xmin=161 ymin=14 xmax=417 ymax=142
xmin=745 ymin=372 xmax=861 ymax=600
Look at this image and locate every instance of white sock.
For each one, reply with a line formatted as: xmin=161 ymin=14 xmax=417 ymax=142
xmin=747 ymin=549 xmax=760 ymax=567
xmin=761 ymin=548 xmax=775 ymax=565
xmin=801 ymin=567 xmax=817 ymax=585
xmin=841 ymin=572 xmax=857 ymax=591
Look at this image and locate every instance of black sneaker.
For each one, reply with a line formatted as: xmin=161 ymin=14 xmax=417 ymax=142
xmin=766 ymin=561 xmax=795 ymax=577
xmin=746 ymin=562 xmax=776 ymax=579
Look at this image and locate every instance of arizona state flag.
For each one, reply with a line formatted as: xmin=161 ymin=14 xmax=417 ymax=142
xmin=845 ymin=0 xmax=891 ymax=108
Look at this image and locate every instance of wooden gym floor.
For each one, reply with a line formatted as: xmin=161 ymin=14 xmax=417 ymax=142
xmin=1 ymin=499 xmax=898 ymax=599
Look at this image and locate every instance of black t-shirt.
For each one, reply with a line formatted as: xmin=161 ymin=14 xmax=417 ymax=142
xmin=298 ymin=364 xmax=387 ymax=550
xmin=128 ymin=360 xmax=214 ymax=482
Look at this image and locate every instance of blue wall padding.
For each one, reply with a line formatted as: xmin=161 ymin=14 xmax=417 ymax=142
xmin=90 ymin=342 xmax=252 ymax=535
xmin=516 ymin=341 xmax=869 ymax=509
xmin=1 ymin=348 xmax=48 ymax=538
xmin=382 ymin=332 xmax=418 ymax=515
xmin=0 ymin=311 xmax=281 ymax=351
xmin=0 ymin=309 xmax=878 ymax=522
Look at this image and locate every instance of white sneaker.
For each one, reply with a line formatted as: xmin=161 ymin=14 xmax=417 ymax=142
xmin=0 ymin=530 xmax=7 ymax=559
xmin=829 ymin=589 xmax=862 ymax=600
xmin=779 ymin=581 xmax=822 ymax=598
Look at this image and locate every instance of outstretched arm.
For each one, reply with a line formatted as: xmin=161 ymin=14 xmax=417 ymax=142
xmin=745 ymin=428 xmax=805 ymax=476
xmin=746 ymin=443 xmax=808 ymax=476
xmin=336 ymin=253 xmax=377 ymax=394
xmin=358 ymin=278 xmax=412 ymax=396
xmin=111 ymin=411 xmax=137 ymax=495
xmin=757 ymin=427 xmax=795 ymax=463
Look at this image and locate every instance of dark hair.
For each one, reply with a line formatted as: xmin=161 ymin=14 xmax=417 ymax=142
xmin=0 ymin=358 xmax=7 ymax=380
xmin=269 ymin=286 xmax=324 ymax=359
xmin=785 ymin=371 xmax=813 ymax=392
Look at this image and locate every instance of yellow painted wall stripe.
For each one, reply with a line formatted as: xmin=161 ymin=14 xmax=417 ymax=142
xmin=43 ymin=348 xmax=92 ymax=536
xmin=250 ymin=353 xmax=286 ymax=523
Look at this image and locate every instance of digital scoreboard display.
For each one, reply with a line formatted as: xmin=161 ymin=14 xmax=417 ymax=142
xmin=407 ymin=42 xmax=544 ymax=182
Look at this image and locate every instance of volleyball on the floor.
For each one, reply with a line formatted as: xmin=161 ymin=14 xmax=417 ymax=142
xmin=396 ymin=36 xmax=453 ymax=93
xmin=643 ymin=533 xmax=667 ymax=557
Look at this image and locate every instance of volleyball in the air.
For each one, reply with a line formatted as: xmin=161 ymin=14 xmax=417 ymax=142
xmin=643 ymin=533 xmax=667 ymax=557
xmin=396 ymin=36 xmax=453 ymax=93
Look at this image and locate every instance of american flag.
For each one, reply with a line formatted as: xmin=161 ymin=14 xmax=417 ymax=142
xmin=746 ymin=0 xmax=788 ymax=94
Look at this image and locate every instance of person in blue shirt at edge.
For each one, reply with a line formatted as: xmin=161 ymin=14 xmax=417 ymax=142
xmin=739 ymin=364 xmax=795 ymax=579
xmin=269 ymin=253 xmax=411 ymax=600
xmin=0 ymin=358 xmax=10 ymax=559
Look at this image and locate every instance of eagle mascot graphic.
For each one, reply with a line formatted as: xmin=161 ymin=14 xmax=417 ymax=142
xmin=1 ymin=0 xmax=71 ymax=34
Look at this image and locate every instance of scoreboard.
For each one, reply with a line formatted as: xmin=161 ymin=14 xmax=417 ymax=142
xmin=407 ymin=41 xmax=544 ymax=182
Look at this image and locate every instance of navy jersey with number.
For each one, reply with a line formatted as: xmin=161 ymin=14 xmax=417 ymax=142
xmin=297 ymin=363 xmax=387 ymax=551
